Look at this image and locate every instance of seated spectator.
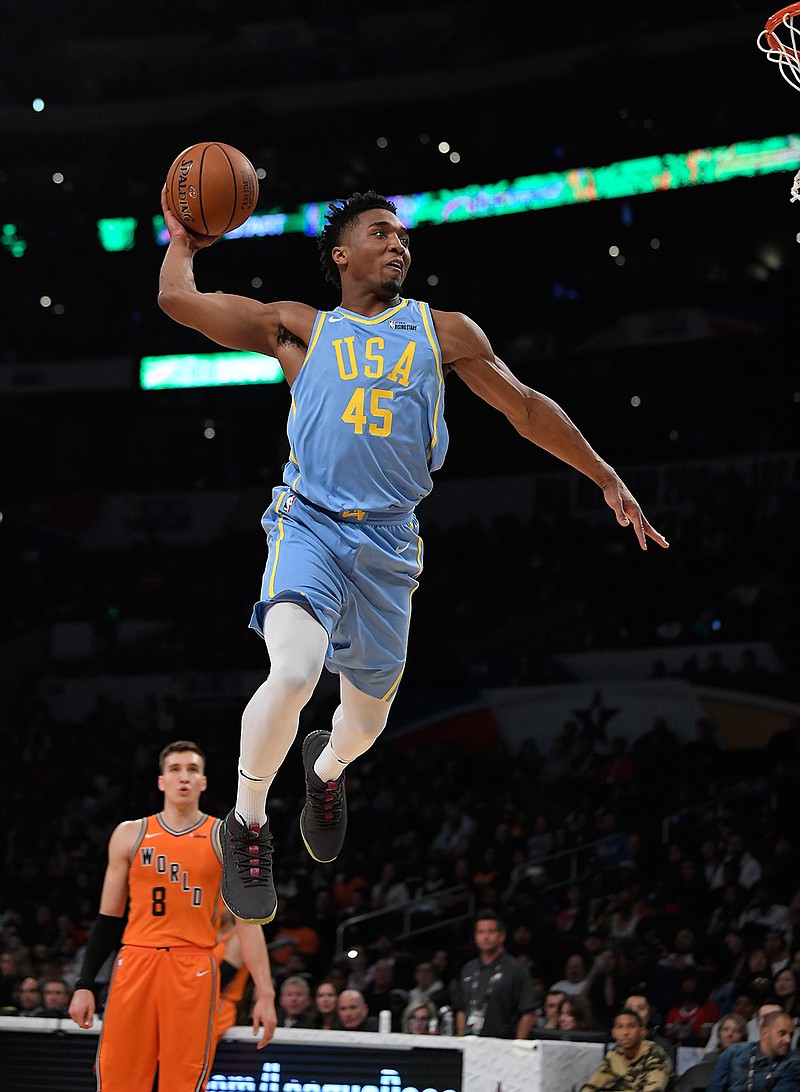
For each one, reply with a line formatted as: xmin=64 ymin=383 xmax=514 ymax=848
xmin=588 ymin=947 xmax=630 ymax=1031
xmin=743 ymin=1000 xmax=800 ymax=1048
xmin=556 ymin=884 xmax=590 ymax=939
xmin=735 ymin=948 xmax=773 ymax=1006
xmin=401 ymin=998 xmax=437 ymax=1034
xmin=536 ymin=989 xmax=567 ymax=1030
xmin=665 ymin=972 xmax=719 ymax=1046
xmin=38 ymin=977 xmax=72 ymax=1017
xmin=578 ymin=1008 xmax=674 ymax=1092
xmin=738 ymin=887 xmax=790 ymax=942
xmin=276 ymin=976 xmax=314 ymax=1029
xmin=362 ymin=958 xmax=398 ymax=1021
xmin=371 ymin=863 xmax=411 ymax=911
xmin=678 ymin=1014 xmax=748 ymax=1092
xmin=268 ymin=900 xmax=321 ymax=976
xmin=708 ymin=834 xmax=762 ymax=893
xmin=334 ymin=988 xmax=378 ymax=1032
xmin=550 ymin=953 xmax=591 ymax=996
xmin=430 ymin=802 xmax=477 ymax=860
xmin=763 ymin=930 xmax=792 ymax=978
xmin=557 ymin=994 xmax=599 ymax=1033
xmin=624 ymin=992 xmax=675 ymax=1064
xmin=310 ymin=979 xmax=340 ymax=1030
xmin=406 ymin=959 xmax=447 ymax=1008
xmin=0 ymin=952 xmax=23 ymax=1009
xmin=771 ymin=967 xmax=800 ymax=1021
xmin=12 ymin=977 xmax=42 ymax=1017
xmin=705 ymin=1010 xmax=800 ymax=1092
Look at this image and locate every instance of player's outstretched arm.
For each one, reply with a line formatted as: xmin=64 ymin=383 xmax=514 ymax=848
xmin=437 ymin=310 xmax=668 ymax=551
xmin=236 ymin=920 xmax=277 ymax=1048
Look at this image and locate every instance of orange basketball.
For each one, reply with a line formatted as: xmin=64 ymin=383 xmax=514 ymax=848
xmin=165 ymin=142 xmax=259 ymax=236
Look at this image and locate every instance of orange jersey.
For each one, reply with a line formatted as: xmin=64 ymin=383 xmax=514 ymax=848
xmin=122 ymin=813 xmax=223 ymax=948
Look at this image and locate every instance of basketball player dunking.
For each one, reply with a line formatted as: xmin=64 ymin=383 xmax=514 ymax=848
xmin=158 ymin=188 xmax=669 ymax=928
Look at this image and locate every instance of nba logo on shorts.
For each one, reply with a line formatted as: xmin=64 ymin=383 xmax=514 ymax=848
xmin=283 ymin=494 xmax=296 ymax=514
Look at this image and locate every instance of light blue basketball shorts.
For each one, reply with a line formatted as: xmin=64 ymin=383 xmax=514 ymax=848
xmin=249 ymin=487 xmax=424 ymax=702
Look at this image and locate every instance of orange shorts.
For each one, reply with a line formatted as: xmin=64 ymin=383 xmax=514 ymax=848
xmin=97 ymin=944 xmax=218 ymax=1092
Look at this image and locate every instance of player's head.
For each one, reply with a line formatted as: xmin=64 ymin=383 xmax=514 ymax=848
xmin=317 ymin=191 xmax=405 ymax=288
xmin=157 ymin=741 xmax=208 ymax=804
xmin=158 ymin=740 xmax=206 ymax=773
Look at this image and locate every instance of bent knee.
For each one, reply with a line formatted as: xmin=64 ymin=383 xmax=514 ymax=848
xmin=268 ymin=669 xmax=319 ymax=708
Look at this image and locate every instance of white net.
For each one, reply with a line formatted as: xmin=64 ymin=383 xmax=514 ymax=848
xmin=757 ymin=6 xmax=800 ymax=200
xmin=757 ymin=6 xmax=800 ymax=91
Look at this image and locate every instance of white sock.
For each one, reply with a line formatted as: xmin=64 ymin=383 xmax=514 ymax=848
xmin=313 ymin=741 xmax=349 ymax=784
xmin=235 ymin=767 xmax=275 ymax=827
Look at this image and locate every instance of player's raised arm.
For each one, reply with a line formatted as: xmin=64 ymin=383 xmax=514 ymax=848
xmin=157 ymin=188 xmax=315 ymax=377
xmin=435 ymin=309 xmax=668 ymax=551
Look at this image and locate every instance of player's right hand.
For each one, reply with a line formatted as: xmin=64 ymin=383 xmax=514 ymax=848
xmin=68 ymin=988 xmax=96 ymax=1029
xmin=160 ymin=186 xmax=221 ymax=250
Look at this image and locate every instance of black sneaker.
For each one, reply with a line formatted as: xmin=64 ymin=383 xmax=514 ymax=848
xmin=219 ymin=809 xmax=277 ymax=925
xmin=300 ymin=730 xmax=347 ymax=863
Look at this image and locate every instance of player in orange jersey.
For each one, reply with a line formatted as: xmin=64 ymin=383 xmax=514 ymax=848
xmin=69 ymin=740 xmax=276 ymax=1092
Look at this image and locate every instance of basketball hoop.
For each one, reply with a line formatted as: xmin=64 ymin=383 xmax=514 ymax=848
xmin=758 ymin=2 xmax=800 ymax=88
xmin=757 ymin=3 xmax=800 ymax=199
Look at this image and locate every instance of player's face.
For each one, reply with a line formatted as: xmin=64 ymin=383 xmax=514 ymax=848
xmin=613 ymin=1014 xmax=644 ymax=1055
xmin=158 ymin=751 xmax=207 ymax=804
xmin=340 ymin=211 xmax=410 ymax=295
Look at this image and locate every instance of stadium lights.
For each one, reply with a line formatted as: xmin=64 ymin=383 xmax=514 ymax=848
xmin=140 ymin=352 xmax=283 ymax=390
xmin=96 ymin=132 xmax=800 ymax=252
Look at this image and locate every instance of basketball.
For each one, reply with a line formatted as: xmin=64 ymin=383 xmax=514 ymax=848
xmin=165 ymin=141 xmax=259 ymax=236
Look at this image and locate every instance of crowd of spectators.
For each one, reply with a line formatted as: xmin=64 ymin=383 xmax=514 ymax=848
xmin=4 ymin=656 xmax=800 ymax=1059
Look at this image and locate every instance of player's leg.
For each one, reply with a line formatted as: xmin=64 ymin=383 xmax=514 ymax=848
xmin=222 ymin=601 xmax=328 ymax=923
xmin=157 ymin=950 xmax=218 ymax=1092
xmin=300 ymin=675 xmax=391 ymax=863
xmin=237 ymin=601 xmax=329 ymax=824
xmin=96 ymin=948 xmax=159 ymax=1092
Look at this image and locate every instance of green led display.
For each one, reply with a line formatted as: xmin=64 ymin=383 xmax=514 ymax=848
xmin=140 ymin=352 xmax=284 ymax=390
xmin=98 ymin=217 xmax=137 ymax=252
xmin=117 ymin=133 xmax=800 ymax=251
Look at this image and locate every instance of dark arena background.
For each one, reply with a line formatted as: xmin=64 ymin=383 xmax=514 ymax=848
xmin=3 ymin=2 xmax=800 ymax=1090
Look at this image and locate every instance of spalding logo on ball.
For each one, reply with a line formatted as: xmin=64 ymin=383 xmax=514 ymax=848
xmin=165 ymin=142 xmax=259 ymax=236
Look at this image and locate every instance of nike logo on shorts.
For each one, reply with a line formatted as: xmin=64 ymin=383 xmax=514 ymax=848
xmin=196 ymin=970 xmax=211 ymax=977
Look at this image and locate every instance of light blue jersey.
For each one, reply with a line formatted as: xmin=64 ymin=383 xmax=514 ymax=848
xmin=282 ymin=298 xmax=448 ymax=515
xmin=250 ymin=298 xmax=448 ymax=699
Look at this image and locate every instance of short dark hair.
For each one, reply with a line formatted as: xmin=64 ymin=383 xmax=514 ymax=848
xmin=615 ymin=1007 xmax=644 ymax=1026
xmin=158 ymin=740 xmax=206 ymax=772
xmin=317 ymin=190 xmax=398 ymax=288
xmin=475 ymin=910 xmax=506 ymax=932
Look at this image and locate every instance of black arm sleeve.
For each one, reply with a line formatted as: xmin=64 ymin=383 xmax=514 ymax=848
xmin=74 ymin=913 xmax=125 ymax=996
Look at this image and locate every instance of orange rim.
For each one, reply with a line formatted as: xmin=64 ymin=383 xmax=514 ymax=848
xmin=765 ymin=2 xmax=800 ymax=51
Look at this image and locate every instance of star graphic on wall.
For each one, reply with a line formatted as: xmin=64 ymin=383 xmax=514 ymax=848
xmin=573 ymin=689 xmax=620 ymax=744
